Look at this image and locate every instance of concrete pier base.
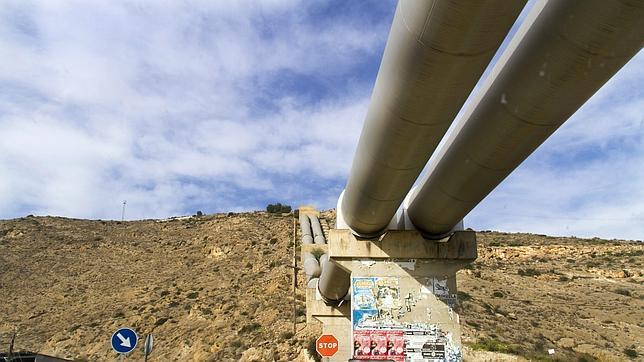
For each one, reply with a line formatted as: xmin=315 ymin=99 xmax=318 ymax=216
xmin=303 ymin=228 xmax=477 ymax=361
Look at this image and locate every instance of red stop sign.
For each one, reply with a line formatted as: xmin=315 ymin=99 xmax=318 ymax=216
xmin=316 ymin=334 xmax=339 ymax=357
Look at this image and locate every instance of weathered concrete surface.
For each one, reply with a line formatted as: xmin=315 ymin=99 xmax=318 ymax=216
xmin=329 ymin=229 xmax=477 ymax=261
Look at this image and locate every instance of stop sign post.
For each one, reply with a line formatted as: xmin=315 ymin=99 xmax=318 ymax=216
xmin=316 ymin=334 xmax=339 ymax=358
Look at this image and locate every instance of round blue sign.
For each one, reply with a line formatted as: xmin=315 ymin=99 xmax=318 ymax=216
xmin=111 ymin=327 xmax=138 ymax=354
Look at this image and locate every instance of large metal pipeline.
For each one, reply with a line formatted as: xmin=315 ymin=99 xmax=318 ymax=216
xmin=319 ymin=253 xmax=329 ymax=270
xmin=340 ymin=0 xmax=526 ymax=237
xmin=318 ymin=259 xmax=351 ymax=304
xmin=309 ymin=215 xmax=326 ymax=244
xmin=299 ymin=214 xmax=313 ymax=244
xmin=407 ymin=0 xmax=644 ymax=237
xmin=302 ymin=252 xmax=321 ymax=281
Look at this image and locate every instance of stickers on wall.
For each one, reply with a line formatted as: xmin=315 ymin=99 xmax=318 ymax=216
xmin=403 ymin=326 xmax=461 ymax=362
xmin=433 ymin=278 xmax=449 ymax=297
xmin=351 ymin=276 xmax=462 ymax=361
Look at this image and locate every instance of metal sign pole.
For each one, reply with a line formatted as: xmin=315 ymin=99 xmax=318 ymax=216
xmin=144 ymin=334 xmax=154 ymax=362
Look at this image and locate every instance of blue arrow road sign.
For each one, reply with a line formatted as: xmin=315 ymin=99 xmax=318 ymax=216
xmin=111 ymin=327 xmax=138 ymax=354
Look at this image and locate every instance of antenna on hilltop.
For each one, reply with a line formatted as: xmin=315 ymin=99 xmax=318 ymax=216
xmin=121 ymin=200 xmax=127 ymax=222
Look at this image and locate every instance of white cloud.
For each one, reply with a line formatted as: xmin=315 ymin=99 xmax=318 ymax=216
xmin=0 ymin=0 xmax=391 ymax=219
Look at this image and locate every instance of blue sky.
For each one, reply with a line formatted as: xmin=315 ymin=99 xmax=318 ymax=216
xmin=0 ymin=1 xmax=642 ymax=240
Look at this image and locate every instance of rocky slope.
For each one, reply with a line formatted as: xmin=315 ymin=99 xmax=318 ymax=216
xmin=458 ymin=232 xmax=643 ymax=361
xmin=0 ymin=211 xmax=642 ymax=361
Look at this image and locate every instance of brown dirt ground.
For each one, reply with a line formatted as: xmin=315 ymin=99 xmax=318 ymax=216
xmin=0 ymin=211 xmax=642 ymax=361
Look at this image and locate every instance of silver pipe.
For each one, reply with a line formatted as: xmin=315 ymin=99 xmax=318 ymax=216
xmin=319 ymin=253 xmax=329 ymax=271
xmin=307 ymin=278 xmax=318 ymax=289
xmin=408 ymin=0 xmax=644 ymax=237
xmin=318 ymin=259 xmax=350 ymax=305
xmin=310 ymin=215 xmax=326 ymax=244
xmin=299 ymin=214 xmax=313 ymax=244
xmin=302 ymin=252 xmax=321 ymax=281
xmin=341 ymin=0 xmax=526 ymax=237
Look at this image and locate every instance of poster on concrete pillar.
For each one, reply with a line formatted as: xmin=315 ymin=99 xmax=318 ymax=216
xmin=403 ymin=327 xmax=452 ymax=361
xmin=351 ymin=276 xmax=404 ymax=361
xmin=351 ymin=275 xmax=461 ymax=361
xmin=352 ymin=276 xmax=401 ymax=330
xmin=353 ymin=330 xmax=405 ymax=360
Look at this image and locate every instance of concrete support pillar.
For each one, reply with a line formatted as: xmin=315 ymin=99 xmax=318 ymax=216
xmin=305 ymin=229 xmax=477 ymax=362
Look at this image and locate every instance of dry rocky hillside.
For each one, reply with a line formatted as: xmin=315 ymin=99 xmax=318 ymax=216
xmin=0 ymin=211 xmax=642 ymax=361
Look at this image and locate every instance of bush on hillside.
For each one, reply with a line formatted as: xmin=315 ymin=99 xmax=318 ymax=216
xmin=266 ymin=203 xmax=292 ymax=214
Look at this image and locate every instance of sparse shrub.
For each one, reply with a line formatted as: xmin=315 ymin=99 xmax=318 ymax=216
xmin=615 ymin=288 xmax=631 ymax=297
xmin=518 ymin=268 xmax=541 ymax=276
xmin=558 ymin=275 xmax=569 ymax=282
xmin=230 ymin=339 xmax=243 ymax=348
xmin=465 ymin=320 xmax=480 ymax=329
xmin=492 ymin=291 xmax=505 ymax=298
xmin=457 ymin=291 xmax=472 ymax=301
xmin=629 ymin=250 xmax=643 ymax=257
xmin=307 ymin=338 xmax=322 ymax=362
xmin=577 ymin=353 xmax=598 ymax=362
xmin=624 ymin=348 xmax=638 ymax=358
xmin=310 ymin=248 xmax=325 ymax=259
xmin=280 ymin=331 xmax=294 ymax=340
xmin=470 ymin=339 xmax=511 ymax=353
xmin=463 ymin=263 xmax=475 ymax=270
xmin=154 ymin=317 xmax=169 ymax=326
xmin=239 ymin=322 xmax=261 ymax=334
